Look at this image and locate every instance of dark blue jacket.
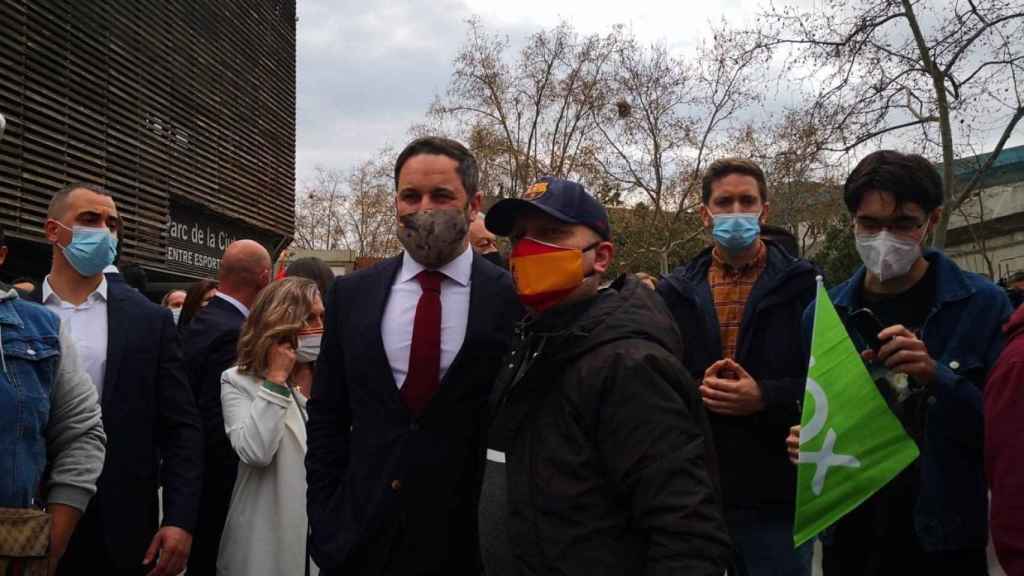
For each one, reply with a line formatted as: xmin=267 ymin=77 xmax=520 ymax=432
xmin=52 ymin=280 xmax=204 ymax=570
xmin=657 ymin=240 xmax=818 ymax=515
xmin=802 ymin=250 xmax=1012 ymax=551
xmin=183 ymin=296 xmax=247 ymax=575
xmin=306 ymin=253 xmax=521 ymax=576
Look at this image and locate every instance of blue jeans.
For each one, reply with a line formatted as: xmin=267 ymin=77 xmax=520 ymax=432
xmin=726 ymin=509 xmax=813 ymax=576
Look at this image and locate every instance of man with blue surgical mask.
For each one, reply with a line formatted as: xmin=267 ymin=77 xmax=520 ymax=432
xmin=39 ymin=183 xmax=203 ymax=576
xmin=657 ymin=158 xmax=818 ymax=576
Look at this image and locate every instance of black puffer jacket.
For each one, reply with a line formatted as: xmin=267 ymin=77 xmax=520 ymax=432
xmin=489 ymin=275 xmax=732 ymax=575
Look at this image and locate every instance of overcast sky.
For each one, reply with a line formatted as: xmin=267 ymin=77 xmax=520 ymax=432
xmin=294 ymin=0 xmax=1022 ymax=190
xmin=295 ymin=0 xmax=763 ymax=188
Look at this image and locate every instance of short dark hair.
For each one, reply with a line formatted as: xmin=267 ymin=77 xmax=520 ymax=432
xmin=394 ymin=137 xmax=479 ymax=197
xmin=701 ymin=158 xmax=769 ymax=204
xmin=761 ymin=223 xmax=800 ymax=257
xmin=844 ymin=150 xmax=943 ymax=213
xmin=285 ymin=256 xmax=335 ymax=298
xmin=48 ymin=182 xmax=111 ymax=220
xmin=0 ymin=222 xmax=5 ymax=246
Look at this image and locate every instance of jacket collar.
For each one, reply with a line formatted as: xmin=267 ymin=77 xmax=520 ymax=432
xmin=102 ymin=280 xmax=135 ymax=411
xmin=831 ymin=249 xmax=974 ymax=312
xmin=42 ymin=274 xmax=108 ymax=306
xmin=671 ymin=239 xmax=813 ymax=295
xmin=0 ymin=288 xmax=23 ymax=328
xmin=203 ymin=294 xmax=247 ymax=320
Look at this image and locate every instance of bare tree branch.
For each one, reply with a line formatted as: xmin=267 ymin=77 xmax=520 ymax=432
xmin=950 ymin=105 xmax=1024 ymax=210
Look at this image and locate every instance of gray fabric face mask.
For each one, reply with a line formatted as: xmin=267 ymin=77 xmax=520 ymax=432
xmin=397 ymin=207 xmax=470 ymax=269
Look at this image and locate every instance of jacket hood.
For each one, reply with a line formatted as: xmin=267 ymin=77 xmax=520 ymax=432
xmin=1005 ymin=303 xmax=1024 ymax=341
xmin=527 ymin=274 xmax=683 ymax=363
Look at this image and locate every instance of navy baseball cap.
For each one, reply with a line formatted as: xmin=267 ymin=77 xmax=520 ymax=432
xmin=486 ymin=177 xmax=611 ymax=240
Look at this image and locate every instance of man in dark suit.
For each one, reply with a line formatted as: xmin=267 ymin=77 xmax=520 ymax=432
xmin=184 ymin=239 xmax=271 ymax=575
xmin=306 ymin=137 xmax=522 ymax=575
xmin=38 ymin=182 xmax=203 ymax=576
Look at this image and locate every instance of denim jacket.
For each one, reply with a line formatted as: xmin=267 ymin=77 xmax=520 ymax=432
xmin=0 ymin=286 xmax=105 ymax=511
xmin=802 ymin=250 xmax=1013 ymax=551
xmin=0 ymin=287 xmax=61 ymax=507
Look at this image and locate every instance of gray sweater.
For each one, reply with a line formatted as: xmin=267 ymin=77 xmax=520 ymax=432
xmin=2 ymin=288 xmax=106 ymax=511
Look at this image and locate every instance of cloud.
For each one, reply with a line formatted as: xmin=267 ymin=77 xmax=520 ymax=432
xmin=295 ymin=0 xmax=762 ymax=187
xmin=296 ymin=0 xmax=1023 ymax=191
xmin=296 ymin=0 xmax=476 ymax=184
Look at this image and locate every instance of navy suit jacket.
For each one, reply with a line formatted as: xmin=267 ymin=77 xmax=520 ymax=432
xmin=182 ymin=296 xmax=247 ymax=575
xmin=63 ymin=279 xmax=204 ymax=569
xmin=306 ymin=253 xmax=521 ymax=576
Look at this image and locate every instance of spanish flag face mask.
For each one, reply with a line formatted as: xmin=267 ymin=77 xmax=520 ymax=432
xmin=510 ymin=237 xmax=600 ymax=313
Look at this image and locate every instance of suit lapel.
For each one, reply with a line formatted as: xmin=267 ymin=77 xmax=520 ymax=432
xmin=363 ymin=257 xmax=404 ymax=405
xmin=458 ymin=254 xmax=491 ymax=367
xmin=436 ymin=253 xmax=492 ymax=392
xmin=103 ymin=282 xmax=130 ymax=412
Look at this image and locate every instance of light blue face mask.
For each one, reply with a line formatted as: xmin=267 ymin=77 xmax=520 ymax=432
xmin=56 ymin=222 xmax=118 ymax=277
xmin=712 ymin=212 xmax=762 ymax=253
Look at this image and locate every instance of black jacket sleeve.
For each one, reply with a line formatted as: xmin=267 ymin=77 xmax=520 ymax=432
xmin=758 ymin=375 xmax=806 ymax=418
xmin=759 ymin=280 xmax=818 ymax=420
xmin=306 ymin=279 xmax=353 ymax=570
xmin=198 ymin=330 xmax=240 ymax=460
xmin=596 ymin=345 xmax=732 ymax=576
xmin=156 ymin=307 xmax=204 ymax=531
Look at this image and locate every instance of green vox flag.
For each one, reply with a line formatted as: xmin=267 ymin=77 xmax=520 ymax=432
xmin=793 ymin=277 xmax=919 ymax=547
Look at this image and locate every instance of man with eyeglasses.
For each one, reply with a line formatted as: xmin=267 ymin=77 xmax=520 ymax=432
xmin=791 ymin=150 xmax=1012 ymax=575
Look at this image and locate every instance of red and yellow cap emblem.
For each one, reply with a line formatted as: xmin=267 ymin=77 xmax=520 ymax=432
xmin=523 ymin=181 xmax=549 ymax=200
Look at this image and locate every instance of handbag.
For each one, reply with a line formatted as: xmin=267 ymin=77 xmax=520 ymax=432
xmin=0 ymin=507 xmax=50 ymax=576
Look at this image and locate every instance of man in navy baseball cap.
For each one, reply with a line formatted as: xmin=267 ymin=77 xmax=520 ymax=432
xmin=485 ymin=177 xmax=611 ymax=242
xmin=479 ymin=176 xmax=732 ymax=575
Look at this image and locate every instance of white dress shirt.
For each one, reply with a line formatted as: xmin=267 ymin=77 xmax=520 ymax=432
xmin=215 ymin=292 xmax=250 ymax=318
xmin=382 ymin=246 xmax=473 ymax=389
xmin=43 ymin=276 xmax=109 ymax=399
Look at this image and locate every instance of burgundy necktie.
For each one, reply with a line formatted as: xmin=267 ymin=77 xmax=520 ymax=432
xmin=401 ymin=270 xmax=444 ymax=416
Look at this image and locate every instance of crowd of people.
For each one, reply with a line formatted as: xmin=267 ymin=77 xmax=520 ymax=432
xmin=1 ymin=136 xmax=1022 ymax=576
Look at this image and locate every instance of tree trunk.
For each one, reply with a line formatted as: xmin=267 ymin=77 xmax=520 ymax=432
xmin=901 ymin=0 xmax=956 ymax=249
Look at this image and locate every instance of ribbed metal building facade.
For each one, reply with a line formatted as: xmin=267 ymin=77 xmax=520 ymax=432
xmin=0 ymin=0 xmax=295 ymax=282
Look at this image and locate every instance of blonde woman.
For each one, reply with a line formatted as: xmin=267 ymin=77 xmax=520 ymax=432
xmin=217 ymin=277 xmax=324 ymax=576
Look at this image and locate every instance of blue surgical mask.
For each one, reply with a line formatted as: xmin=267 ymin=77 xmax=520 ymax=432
xmin=56 ymin=222 xmax=118 ymax=277
xmin=712 ymin=213 xmax=761 ymax=253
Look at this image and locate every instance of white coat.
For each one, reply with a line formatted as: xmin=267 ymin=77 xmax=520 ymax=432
xmin=216 ymin=366 xmax=318 ymax=576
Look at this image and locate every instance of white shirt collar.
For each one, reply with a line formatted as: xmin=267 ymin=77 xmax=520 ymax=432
xmin=103 ymin=265 xmax=119 ymax=274
xmin=42 ymin=274 xmax=108 ymax=305
xmin=216 ymin=292 xmax=251 ymax=317
xmin=397 ymin=244 xmax=473 ymax=287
